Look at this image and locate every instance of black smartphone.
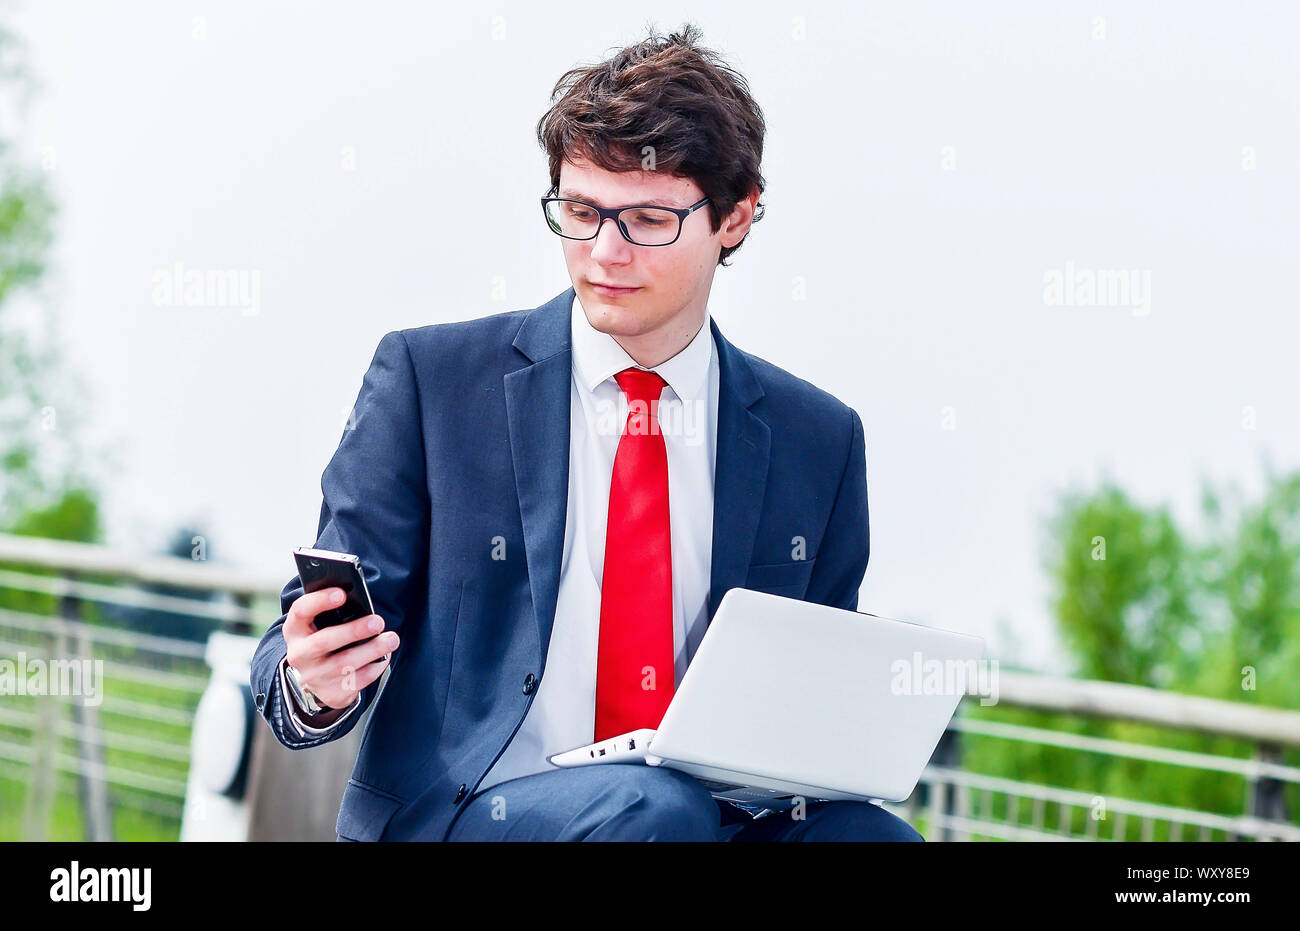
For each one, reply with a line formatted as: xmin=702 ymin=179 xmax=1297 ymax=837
xmin=292 ymin=547 xmax=376 ymax=630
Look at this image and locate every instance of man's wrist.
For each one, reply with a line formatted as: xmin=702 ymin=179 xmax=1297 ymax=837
xmin=276 ymin=657 xmax=359 ymax=737
xmin=284 ymin=659 xmax=333 ymax=714
xmin=282 ymin=657 xmax=361 ymax=720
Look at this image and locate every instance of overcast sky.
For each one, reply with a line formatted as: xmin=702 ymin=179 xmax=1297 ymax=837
xmin=10 ymin=1 xmax=1299 ymax=674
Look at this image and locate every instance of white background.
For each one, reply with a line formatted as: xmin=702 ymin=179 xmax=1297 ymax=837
xmin=11 ymin=1 xmax=1299 ymax=673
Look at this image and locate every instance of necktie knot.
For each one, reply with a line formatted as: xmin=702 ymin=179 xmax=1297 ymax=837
xmin=614 ymin=367 xmax=667 ymax=407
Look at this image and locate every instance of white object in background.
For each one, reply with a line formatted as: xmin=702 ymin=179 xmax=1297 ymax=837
xmin=180 ymin=630 xmax=260 ymax=841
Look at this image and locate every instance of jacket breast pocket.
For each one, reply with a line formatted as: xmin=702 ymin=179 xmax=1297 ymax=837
xmin=744 ymin=558 xmax=816 ymax=598
xmin=336 ymin=778 xmax=404 ymax=842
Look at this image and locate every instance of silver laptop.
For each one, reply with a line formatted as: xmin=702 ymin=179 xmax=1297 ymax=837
xmin=548 ymin=587 xmax=986 ymax=806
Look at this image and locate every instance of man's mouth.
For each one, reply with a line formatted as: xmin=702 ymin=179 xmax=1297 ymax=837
xmin=590 ymin=281 xmax=640 ymax=297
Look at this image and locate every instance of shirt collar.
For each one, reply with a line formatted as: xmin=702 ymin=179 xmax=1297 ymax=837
xmin=570 ymin=290 xmax=712 ymax=402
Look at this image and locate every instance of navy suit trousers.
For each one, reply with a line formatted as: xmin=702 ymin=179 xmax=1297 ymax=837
xmin=442 ymin=764 xmax=924 ymax=842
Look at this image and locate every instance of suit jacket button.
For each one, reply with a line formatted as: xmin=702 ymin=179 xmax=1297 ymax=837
xmin=453 ymin=784 xmax=467 ymax=803
xmin=255 ymin=692 xmax=266 ymax=709
xmin=522 ymin=673 xmax=537 ymax=695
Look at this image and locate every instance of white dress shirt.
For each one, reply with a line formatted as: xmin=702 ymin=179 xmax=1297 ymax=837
xmin=281 ymin=292 xmax=720 ymax=798
xmin=480 ymin=292 xmax=718 ymax=791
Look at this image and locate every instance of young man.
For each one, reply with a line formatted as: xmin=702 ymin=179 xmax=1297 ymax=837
xmin=251 ymin=25 xmax=922 ymax=842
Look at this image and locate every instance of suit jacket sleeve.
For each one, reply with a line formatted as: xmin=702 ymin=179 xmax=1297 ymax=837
xmin=804 ymin=405 xmax=869 ymax=612
xmin=250 ymin=329 xmax=431 ymax=750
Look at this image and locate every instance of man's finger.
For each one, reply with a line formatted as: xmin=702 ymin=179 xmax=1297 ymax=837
xmin=338 ymin=653 xmax=390 ymax=700
xmin=329 ymin=630 xmax=400 ymax=678
xmin=309 ymin=614 xmax=386 ymax=656
xmin=283 ymin=587 xmax=347 ymax=638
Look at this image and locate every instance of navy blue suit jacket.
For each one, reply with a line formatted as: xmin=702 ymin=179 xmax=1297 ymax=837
xmin=250 ymin=286 xmax=869 ymax=841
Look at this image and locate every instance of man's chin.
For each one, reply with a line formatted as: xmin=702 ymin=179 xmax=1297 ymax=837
xmin=590 ymin=320 xmax=647 ymax=339
xmin=583 ymin=301 xmax=651 ymax=337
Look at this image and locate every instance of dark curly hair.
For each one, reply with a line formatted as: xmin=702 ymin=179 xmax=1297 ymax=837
xmin=536 ymin=23 xmax=767 ymax=267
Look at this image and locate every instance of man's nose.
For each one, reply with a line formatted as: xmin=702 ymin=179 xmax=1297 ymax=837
xmin=590 ymin=216 xmax=632 ymax=262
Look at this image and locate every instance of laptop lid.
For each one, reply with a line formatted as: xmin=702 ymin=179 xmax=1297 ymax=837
xmin=647 ymin=587 xmax=987 ymax=801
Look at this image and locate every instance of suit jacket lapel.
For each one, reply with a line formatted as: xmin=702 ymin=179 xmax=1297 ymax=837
xmin=505 ymin=288 xmax=574 ymax=663
xmin=707 ymin=317 xmax=769 ymax=622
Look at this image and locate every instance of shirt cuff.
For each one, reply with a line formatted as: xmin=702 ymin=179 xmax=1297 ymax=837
xmin=278 ymin=655 xmax=361 ymax=738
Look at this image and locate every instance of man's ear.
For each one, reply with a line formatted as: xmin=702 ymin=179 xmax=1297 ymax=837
xmin=719 ymin=187 xmax=760 ymax=248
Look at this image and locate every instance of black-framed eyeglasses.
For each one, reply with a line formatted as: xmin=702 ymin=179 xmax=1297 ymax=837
xmin=540 ymin=188 xmax=711 ymax=247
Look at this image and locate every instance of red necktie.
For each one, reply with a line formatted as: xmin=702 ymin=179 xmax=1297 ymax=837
xmin=594 ymin=367 xmax=674 ymax=741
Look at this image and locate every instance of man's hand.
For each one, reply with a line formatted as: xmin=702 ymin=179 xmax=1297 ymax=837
xmin=283 ymin=587 xmax=400 ymax=717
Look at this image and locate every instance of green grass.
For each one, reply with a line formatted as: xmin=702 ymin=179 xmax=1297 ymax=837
xmin=0 ymin=771 xmax=181 ymax=841
xmin=0 ymin=648 xmax=205 ymax=841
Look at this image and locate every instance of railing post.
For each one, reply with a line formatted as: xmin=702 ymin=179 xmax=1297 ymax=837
xmin=62 ymin=574 xmax=113 ymax=841
xmin=23 ymin=626 xmax=60 ymax=841
xmin=1246 ymin=742 xmax=1287 ymax=841
xmin=931 ymin=728 xmax=962 ymax=842
xmin=231 ymin=592 xmax=254 ymax=637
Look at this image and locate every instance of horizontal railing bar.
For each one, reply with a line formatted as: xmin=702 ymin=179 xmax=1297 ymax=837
xmin=0 ymin=532 xmax=285 ymax=597
xmin=92 ymin=659 xmax=210 ymax=694
xmin=0 ymin=761 xmax=187 ymax=821
xmin=0 ymin=639 xmax=211 ymax=692
xmin=926 ymin=813 xmax=1080 ymax=842
xmin=950 ymin=715 xmax=1300 ymax=782
xmin=93 ymin=696 xmax=196 ymax=726
xmin=12 ymin=691 xmax=200 ymax=726
xmin=0 ymin=707 xmax=192 ymax=762
xmin=934 ymin=811 xmax=1288 ymax=842
xmin=0 ymin=569 xmax=254 ymax=623
xmin=0 ymin=608 xmax=209 ymax=658
xmin=0 ymin=740 xmax=188 ymax=797
xmin=988 ymin=670 xmax=1300 ymax=747
xmin=919 ymin=766 xmax=1300 ymax=840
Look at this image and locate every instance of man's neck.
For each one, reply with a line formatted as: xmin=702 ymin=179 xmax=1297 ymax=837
xmin=611 ymin=309 xmax=708 ymax=369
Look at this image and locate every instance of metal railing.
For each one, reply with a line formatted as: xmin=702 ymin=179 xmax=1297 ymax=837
xmin=0 ymin=532 xmax=283 ymax=841
xmin=885 ymin=672 xmax=1300 ymax=841
xmin=0 ymin=531 xmax=1296 ymax=841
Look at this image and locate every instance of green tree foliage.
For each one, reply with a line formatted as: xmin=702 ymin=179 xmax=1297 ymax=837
xmin=1195 ymin=471 xmax=1300 ymax=711
xmin=963 ymin=468 xmax=1300 ymax=829
xmin=1046 ymin=482 xmax=1196 ymax=689
xmin=0 ymin=23 xmax=100 ymax=537
xmin=1045 ymin=471 xmax=1300 ymax=710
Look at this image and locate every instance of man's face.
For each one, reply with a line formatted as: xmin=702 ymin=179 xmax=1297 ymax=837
xmin=554 ymin=156 xmax=752 ymax=360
